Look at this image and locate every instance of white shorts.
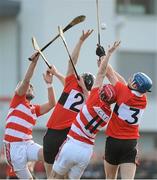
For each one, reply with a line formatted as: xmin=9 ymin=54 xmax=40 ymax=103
xmin=53 ymin=137 xmax=93 ymax=179
xmin=4 ymin=140 xmax=42 ymax=178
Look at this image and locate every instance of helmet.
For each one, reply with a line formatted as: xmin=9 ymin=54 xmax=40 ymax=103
xmin=99 ymin=84 xmax=116 ymax=104
xmin=81 ymin=72 xmax=95 ymax=91
xmin=130 ymin=72 xmax=152 ymax=93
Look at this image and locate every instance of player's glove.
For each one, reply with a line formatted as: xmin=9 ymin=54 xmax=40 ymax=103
xmin=96 ymin=45 xmax=106 ymax=57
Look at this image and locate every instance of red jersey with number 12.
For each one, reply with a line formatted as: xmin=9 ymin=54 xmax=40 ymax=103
xmin=47 ymin=74 xmax=85 ymax=129
xmin=106 ymin=82 xmax=147 ymax=139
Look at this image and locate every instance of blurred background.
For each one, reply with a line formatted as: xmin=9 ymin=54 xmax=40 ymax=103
xmin=0 ymin=0 xmax=157 ymax=179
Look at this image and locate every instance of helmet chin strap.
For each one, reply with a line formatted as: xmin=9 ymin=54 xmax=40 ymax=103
xmin=128 ymin=85 xmax=139 ymax=92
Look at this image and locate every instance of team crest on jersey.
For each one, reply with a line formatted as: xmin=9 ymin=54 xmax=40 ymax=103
xmin=93 ymin=106 xmax=109 ymax=121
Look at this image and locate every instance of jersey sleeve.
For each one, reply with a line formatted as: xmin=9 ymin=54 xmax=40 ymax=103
xmin=90 ymin=87 xmax=99 ymax=96
xmin=9 ymin=93 xmax=26 ymax=108
xmin=114 ymin=82 xmax=126 ymax=94
xmin=86 ymin=87 xmax=99 ymax=104
xmin=64 ymin=74 xmax=77 ymax=87
xmin=34 ymin=105 xmax=41 ymax=117
xmin=114 ymin=82 xmax=130 ymax=103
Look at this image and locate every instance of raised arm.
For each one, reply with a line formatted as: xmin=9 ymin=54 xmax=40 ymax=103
xmin=16 ymin=53 xmax=39 ymax=96
xmin=48 ymin=65 xmax=65 ymax=86
xmin=77 ymin=76 xmax=89 ymax=100
xmin=106 ymin=64 xmax=127 ymax=86
xmin=93 ymin=41 xmax=121 ymax=88
xmin=66 ymin=30 xmax=93 ymax=77
xmin=39 ymin=70 xmax=56 ymax=115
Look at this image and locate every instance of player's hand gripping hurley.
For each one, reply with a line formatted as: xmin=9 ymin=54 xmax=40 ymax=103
xmin=32 ymin=36 xmax=51 ymax=68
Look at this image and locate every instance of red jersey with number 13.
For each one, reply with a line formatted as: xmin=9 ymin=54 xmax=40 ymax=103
xmin=106 ymin=82 xmax=147 ymax=139
xmin=47 ymin=74 xmax=85 ymax=129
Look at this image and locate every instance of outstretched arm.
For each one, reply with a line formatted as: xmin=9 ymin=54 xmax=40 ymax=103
xmin=93 ymin=41 xmax=121 ymax=88
xmin=77 ymin=76 xmax=89 ymax=100
xmin=96 ymin=44 xmax=126 ymax=86
xmin=106 ymin=64 xmax=127 ymax=86
xmin=39 ymin=70 xmax=56 ymax=115
xmin=16 ymin=52 xmax=39 ymax=96
xmin=66 ymin=30 xmax=93 ymax=77
xmin=47 ymin=65 xmax=65 ymax=86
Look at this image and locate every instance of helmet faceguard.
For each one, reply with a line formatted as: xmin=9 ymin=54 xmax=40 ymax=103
xmin=129 ymin=72 xmax=152 ymax=93
xmin=99 ymin=84 xmax=116 ymax=104
xmin=81 ymin=72 xmax=95 ymax=91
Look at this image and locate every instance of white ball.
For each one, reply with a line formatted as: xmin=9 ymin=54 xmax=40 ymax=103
xmin=101 ymin=23 xmax=107 ymax=30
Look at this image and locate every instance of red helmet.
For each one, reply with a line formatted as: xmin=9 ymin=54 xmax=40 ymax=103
xmin=99 ymin=84 xmax=116 ymax=104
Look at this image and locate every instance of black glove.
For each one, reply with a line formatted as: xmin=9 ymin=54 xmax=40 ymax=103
xmin=96 ymin=45 xmax=106 ymax=57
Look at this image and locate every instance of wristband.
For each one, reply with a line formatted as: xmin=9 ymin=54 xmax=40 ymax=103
xmin=47 ymin=83 xmax=52 ymax=88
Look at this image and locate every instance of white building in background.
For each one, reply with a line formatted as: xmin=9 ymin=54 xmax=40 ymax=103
xmin=0 ymin=0 xmax=157 ymax=156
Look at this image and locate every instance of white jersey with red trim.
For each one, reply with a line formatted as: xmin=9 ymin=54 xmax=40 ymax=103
xmin=4 ymin=93 xmax=41 ymax=142
xmin=68 ymin=87 xmax=112 ymax=145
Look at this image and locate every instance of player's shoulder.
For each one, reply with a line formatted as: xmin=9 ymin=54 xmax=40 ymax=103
xmin=115 ymin=81 xmax=127 ymax=89
xmin=125 ymin=90 xmax=147 ymax=109
xmin=65 ymin=74 xmax=76 ymax=83
xmin=10 ymin=93 xmax=26 ymax=108
xmin=64 ymin=74 xmax=79 ymax=90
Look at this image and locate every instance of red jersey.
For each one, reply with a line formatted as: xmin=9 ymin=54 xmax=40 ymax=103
xmin=4 ymin=93 xmax=41 ymax=142
xmin=68 ymin=88 xmax=112 ymax=145
xmin=106 ymin=82 xmax=147 ymax=139
xmin=6 ymin=166 xmax=17 ymax=177
xmin=47 ymin=74 xmax=85 ymax=129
